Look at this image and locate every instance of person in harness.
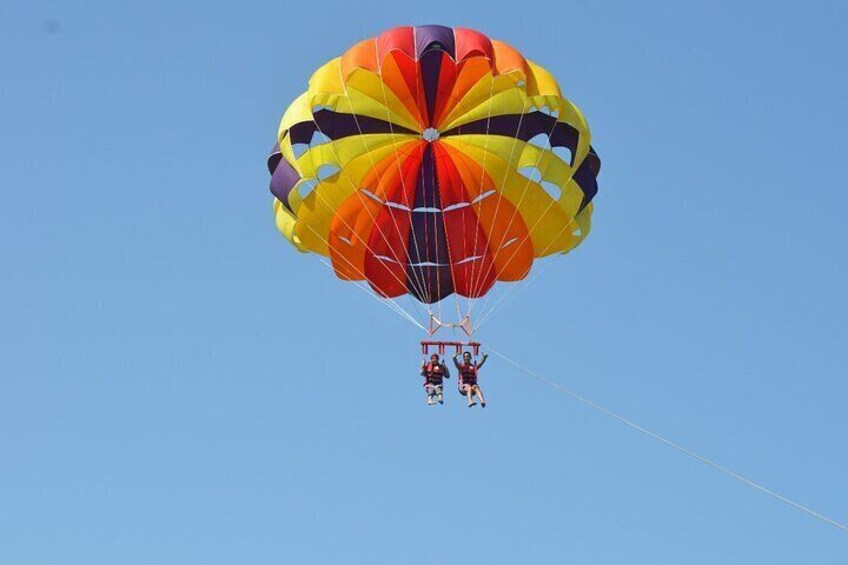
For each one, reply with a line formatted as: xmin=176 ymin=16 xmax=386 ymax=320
xmin=420 ymin=353 xmax=450 ymax=406
xmin=454 ymin=351 xmax=488 ymax=408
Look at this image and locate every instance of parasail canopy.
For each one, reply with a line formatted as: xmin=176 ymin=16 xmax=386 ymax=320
xmin=268 ymin=25 xmax=600 ymax=309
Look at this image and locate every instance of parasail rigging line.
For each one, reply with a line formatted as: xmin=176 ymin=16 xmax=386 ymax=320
xmin=488 ymin=346 xmax=848 ymax=535
xmin=313 ymin=265 xmax=848 ymax=535
xmin=314 ymin=255 xmax=427 ymax=332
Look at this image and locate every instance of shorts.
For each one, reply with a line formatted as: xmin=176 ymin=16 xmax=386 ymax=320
xmin=424 ymin=384 xmax=443 ymax=395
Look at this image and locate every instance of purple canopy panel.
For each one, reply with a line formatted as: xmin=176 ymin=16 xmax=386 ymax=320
xmin=407 ymin=144 xmax=454 ymax=303
xmin=414 ymin=25 xmax=455 ymax=59
xmin=269 ymin=157 xmax=302 ymax=213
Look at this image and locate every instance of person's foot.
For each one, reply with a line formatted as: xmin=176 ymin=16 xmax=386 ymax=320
xmin=438 ymin=397 xmax=444 ymax=405
xmin=468 ymin=402 xmax=476 ymax=408
xmin=481 ymin=402 xmax=486 ymax=408
xmin=427 ymin=398 xmax=435 ymax=406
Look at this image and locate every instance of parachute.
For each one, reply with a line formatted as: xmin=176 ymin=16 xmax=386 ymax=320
xmin=268 ymin=25 xmax=600 ymax=332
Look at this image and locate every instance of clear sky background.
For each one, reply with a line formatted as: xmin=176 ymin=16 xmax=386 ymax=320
xmin=2 ymin=1 xmax=847 ymax=563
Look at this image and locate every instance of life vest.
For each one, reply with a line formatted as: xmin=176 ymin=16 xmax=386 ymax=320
xmin=459 ymin=363 xmax=477 ymax=384
xmin=424 ymin=362 xmax=446 ymax=384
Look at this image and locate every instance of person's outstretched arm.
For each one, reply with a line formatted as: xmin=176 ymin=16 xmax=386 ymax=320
xmin=477 ymin=353 xmax=489 ymax=369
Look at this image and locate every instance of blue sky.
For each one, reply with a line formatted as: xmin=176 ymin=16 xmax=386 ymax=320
xmin=2 ymin=0 xmax=847 ymax=562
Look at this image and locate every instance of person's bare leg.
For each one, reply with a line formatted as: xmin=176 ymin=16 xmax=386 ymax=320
xmin=467 ymin=387 xmax=475 ymax=407
xmin=476 ymin=386 xmax=486 ymax=407
xmin=437 ymin=386 xmax=443 ymax=405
